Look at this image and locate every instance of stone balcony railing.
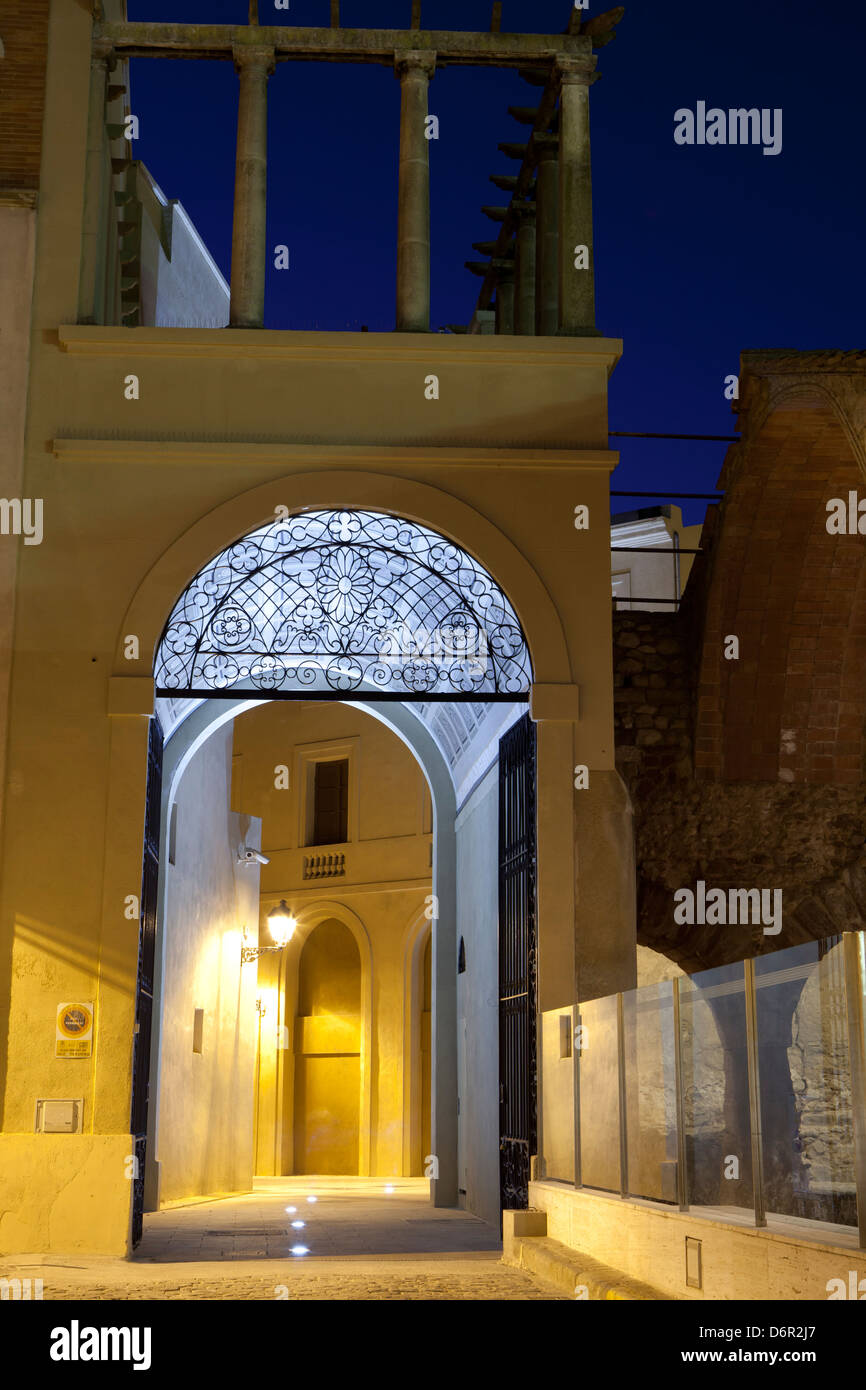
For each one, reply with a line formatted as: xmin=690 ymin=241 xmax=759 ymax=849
xmin=302 ymin=852 xmax=346 ymax=880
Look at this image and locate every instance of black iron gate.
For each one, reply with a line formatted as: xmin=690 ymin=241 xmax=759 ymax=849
xmin=498 ymin=712 xmax=537 ymax=1212
xmin=130 ymin=713 xmax=163 ymax=1248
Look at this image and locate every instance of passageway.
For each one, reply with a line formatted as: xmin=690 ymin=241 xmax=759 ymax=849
xmin=134 ymin=1177 xmax=501 ymax=1263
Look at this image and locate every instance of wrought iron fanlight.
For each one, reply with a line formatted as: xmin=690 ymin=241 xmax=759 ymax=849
xmin=155 ymin=510 xmax=531 ymax=700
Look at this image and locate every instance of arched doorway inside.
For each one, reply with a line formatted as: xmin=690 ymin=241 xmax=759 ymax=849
xmin=133 ymin=505 xmax=536 ymax=1251
xmin=292 ymin=918 xmax=362 ymax=1175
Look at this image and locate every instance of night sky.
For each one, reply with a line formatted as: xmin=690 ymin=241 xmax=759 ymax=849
xmin=126 ymin=1 xmax=866 ymax=524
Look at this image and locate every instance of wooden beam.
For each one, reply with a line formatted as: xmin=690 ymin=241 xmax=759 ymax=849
xmin=411 ymin=1 xmax=422 ymax=31
xmin=491 ymin=3 xmax=502 ymax=33
xmin=93 ymin=21 xmax=590 ymax=67
xmin=331 ymin=0 xmax=340 ymax=28
xmin=248 ymin=0 xmax=258 ymax=24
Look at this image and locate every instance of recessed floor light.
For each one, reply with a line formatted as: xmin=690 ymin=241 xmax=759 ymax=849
xmin=291 ymin=1245 xmax=309 ymax=1256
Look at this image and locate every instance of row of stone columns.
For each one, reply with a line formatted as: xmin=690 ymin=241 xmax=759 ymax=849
xmin=225 ymin=45 xmax=595 ymax=334
xmin=486 ymin=57 xmax=597 ymax=337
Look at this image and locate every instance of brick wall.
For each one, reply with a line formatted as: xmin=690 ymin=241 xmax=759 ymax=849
xmin=615 ymin=381 xmax=866 ymax=971
xmin=694 ymin=404 xmax=866 ymax=786
xmin=0 ymin=0 xmax=51 ymax=191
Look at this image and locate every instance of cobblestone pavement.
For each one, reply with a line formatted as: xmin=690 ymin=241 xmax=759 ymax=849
xmin=21 ymin=1257 xmax=568 ymax=1300
xmin=2 ymin=1179 xmax=568 ymax=1300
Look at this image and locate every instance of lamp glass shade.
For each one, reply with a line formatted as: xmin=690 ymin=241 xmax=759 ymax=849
xmin=267 ymin=901 xmax=296 ymax=948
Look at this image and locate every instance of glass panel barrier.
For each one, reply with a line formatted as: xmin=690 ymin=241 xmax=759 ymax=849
xmin=755 ymin=938 xmax=856 ymax=1228
xmin=577 ymin=993 xmax=621 ymax=1193
xmin=623 ymin=981 xmax=678 ymax=1202
xmin=573 ymin=934 xmax=863 ymax=1243
xmin=678 ymin=961 xmax=754 ymax=1218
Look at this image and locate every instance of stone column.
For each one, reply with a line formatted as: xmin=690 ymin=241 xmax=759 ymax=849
xmin=534 ymin=135 xmax=559 ymax=336
xmin=77 ymin=43 xmax=112 ymax=324
xmin=230 ymin=44 xmax=275 ymax=329
xmin=556 ymin=55 xmax=598 ymax=336
xmin=494 ymin=260 xmax=515 ymax=335
xmin=513 ymin=203 xmax=537 ymax=336
xmin=395 ymin=50 xmax=436 ymax=332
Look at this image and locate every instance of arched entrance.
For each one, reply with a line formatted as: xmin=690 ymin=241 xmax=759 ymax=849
xmin=133 ymin=503 xmax=538 ymax=1247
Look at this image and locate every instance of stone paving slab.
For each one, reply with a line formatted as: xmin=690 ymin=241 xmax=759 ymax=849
xmin=133 ymin=1178 xmax=502 ymax=1262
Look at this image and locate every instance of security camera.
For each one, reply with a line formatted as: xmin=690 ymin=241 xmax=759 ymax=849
xmin=238 ymin=846 xmax=270 ymax=867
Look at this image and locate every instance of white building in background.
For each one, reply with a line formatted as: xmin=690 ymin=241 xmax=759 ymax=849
xmin=610 ymin=504 xmax=703 ymax=611
xmin=135 ymin=162 xmax=230 ymax=328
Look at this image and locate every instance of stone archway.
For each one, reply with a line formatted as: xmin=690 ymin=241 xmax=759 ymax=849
xmin=107 ymin=473 xmax=600 ymax=1246
xmin=134 ymin=496 xmax=543 ymax=1221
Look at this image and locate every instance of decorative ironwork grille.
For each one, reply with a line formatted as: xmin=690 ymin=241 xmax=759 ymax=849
xmin=498 ymin=712 xmax=538 ymax=1214
xmin=155 ymin=510 xmax=531 ymax=699
xmin=130 ymin=713 xmax=163 ymax=1249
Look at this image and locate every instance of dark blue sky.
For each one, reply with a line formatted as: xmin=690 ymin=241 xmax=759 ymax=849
xmin=127 ymin=1 xmax=866 ymax=521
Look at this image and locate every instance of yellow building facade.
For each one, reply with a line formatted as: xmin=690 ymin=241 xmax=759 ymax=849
xmin=0 ymin=1 xmax=634 ymax=1256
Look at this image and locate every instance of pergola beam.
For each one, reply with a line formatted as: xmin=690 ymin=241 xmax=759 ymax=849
xmin=469 ymin=7 xmax=623 ymax=323
xmin=92 ymin=21 xmax=591 ymax=67
xmin=472 ymin=77 xmax=560 ymax=314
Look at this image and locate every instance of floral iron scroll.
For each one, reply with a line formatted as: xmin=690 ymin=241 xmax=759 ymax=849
xmin=155 ymin=510 xmax=532 ymax=697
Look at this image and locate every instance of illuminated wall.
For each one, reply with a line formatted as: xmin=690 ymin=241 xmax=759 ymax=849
xmin=155 ymin=724 xmax=261 ymax=1205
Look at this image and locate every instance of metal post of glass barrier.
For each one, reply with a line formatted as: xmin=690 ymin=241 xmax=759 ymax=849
xmin=672 ymin=977 xmax=689 ymax=1212
xmin=743 ymin=958 xmax=767 ymax=1228
xmin=843 ymin=931 xmax=866 ymax=1250
xmin=617 ymin=992 xmax=629 ymax=1198
xmin=572 ymin=1003 xmax=582 ymax=1190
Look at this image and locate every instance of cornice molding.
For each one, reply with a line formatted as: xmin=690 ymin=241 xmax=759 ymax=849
xmin=741 ymin=349 xmax=866 ymax=374
xmin=52 ymin=437 xmax=618 ymax=471
xmin=56 ymin=325 xmax=622 ymax=372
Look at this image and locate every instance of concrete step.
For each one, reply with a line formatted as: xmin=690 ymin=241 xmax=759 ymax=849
xmin=502 ymin=1211 xmax=670 ymax=1300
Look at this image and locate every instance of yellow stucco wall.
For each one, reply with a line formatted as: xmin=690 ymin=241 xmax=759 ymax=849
xmin=0 ymin=1136 xmax=131 ymax=1256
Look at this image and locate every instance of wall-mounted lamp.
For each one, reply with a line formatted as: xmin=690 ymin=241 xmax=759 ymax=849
xmin=241 ymin=901 xmax=297 ymax=964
